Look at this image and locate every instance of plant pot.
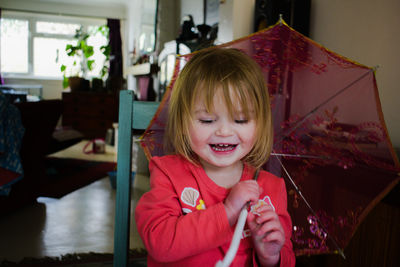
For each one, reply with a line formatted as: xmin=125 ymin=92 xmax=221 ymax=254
xmin=91 ymin=78 xmax=104 ymax=92
xmin=68 ymin=77 xmax=90 ymax=92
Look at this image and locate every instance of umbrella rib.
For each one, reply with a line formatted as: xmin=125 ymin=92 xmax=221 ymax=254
xmin=276 ymin=67 xmax=376 ymax=144
xmin=274 ymin=153 xmax=346 ymax=259
xmin=271 ymin=152 xmax=327 ymax=159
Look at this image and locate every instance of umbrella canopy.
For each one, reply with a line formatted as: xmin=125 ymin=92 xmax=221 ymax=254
xmin=140 ymin=20 xmax=400 ymax=256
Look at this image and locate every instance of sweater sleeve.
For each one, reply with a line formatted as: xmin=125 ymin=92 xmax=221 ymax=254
xmin=135 ymin=159 xmax=232 ymax=263
xmin=277 ymin=178 xmax=295 ymax=267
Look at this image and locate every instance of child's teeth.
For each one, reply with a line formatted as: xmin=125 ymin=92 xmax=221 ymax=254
xmin=212 ymin=144 xmax=235 ymax=151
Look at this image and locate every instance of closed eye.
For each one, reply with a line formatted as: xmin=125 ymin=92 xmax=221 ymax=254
xmin=235 ymin=119 xmax=248 ymax=124
xmin=199 ymin=119 xmax=214 ymax=124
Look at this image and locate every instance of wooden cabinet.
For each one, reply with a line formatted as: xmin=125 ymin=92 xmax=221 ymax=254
xmin=62 ymin=92 xmax=118 ymax=139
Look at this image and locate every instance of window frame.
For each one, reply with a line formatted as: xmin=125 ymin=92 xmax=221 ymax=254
xmin=1 ymin=10 xmax=107 ymax=80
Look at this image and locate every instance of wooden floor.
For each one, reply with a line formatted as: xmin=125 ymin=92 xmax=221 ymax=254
xmin=0 ymin=141 xmax=150 ymax=262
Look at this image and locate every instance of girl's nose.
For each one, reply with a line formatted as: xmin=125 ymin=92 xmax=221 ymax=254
xmin=215 ymin=121 xmax=233 ymax=136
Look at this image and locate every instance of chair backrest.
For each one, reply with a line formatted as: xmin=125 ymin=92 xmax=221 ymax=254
xmin=114 ymin=90 xmax=159 ymax=267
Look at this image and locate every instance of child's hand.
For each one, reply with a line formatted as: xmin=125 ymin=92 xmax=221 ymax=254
xmin=224 ymin=180 xmax=260 ymax=226
xmin=247 ymin=205 xmax=285 ymax=266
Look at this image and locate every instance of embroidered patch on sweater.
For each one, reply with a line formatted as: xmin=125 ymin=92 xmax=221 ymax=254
xmin=181 ymin=187 xmax=206 ymax=214
xmin=250 ymin=195 xmax=275 ymax=216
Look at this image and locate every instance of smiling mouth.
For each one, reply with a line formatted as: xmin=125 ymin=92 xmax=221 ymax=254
xmin=210 ymin=144 xmax=237 ymax=152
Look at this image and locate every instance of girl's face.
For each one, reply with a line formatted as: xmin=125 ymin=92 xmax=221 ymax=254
xmin=188 ymin=88 xmax=257 ymax=173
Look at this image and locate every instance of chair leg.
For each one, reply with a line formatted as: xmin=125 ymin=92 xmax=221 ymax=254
xmin=114 ymin=90 xmax=134 ymax=267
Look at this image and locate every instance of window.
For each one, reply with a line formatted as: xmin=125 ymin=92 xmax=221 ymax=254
xmin=0 ymin=11 xmax=108 ymax=79
xmin=1 ymin=17 xmax=29 ymax=73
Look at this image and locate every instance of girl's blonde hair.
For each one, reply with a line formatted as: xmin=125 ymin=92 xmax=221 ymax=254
xmin=165 ymin=48 xmax=273 ymax=169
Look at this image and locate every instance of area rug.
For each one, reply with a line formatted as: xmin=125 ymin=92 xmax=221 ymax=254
xmin=41 ymin=157 xmax=116 ymax=199
xmin=0 ymin=249 xmax=147 ymax=267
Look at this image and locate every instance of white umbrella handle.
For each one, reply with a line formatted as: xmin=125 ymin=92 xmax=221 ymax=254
xmin=215 ymin=206 xmax=248 ymax=267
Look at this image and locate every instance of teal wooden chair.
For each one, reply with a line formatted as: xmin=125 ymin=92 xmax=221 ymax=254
xmin=114 ymin=90 xmax=159 ymax=267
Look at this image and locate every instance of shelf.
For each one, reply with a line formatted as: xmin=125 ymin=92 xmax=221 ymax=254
xmin=126 ymin=63 xmax=159 ymax=76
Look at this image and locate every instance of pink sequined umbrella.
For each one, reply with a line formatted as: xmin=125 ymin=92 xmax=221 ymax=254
xmin=140 ymin=20 xmax=400 ymax=257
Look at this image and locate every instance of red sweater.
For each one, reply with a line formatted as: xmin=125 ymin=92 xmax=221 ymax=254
xmin=135 ymin=155 xmax=295 ymax=267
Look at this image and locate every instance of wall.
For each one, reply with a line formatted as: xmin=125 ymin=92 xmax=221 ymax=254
xmin=180 ymin=0 xmax=203 ymax=27
xmin=156 ymin=0 xmax=180 ymax=54
xmin=309 ymin=0 xmax=400 ymax=147
xmin=218 ymin=0 xmax=255 ymax=44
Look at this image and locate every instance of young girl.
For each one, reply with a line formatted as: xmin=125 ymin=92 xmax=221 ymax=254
xmin=135 ymin=48 xmax=295 ymax=267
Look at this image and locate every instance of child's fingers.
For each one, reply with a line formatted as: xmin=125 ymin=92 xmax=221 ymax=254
xmin=256 ymin=220 xmax=283 ymax=237
xmin=247 ymin=211 xmax=261 ymax=232
xmin=250 ymin=209 xmax=284 ymax=238
xmin=254 ymin=208 xmax=277 ymax=224
xmin=262 ymin=230 xmax=285 ymax=243
xmin=234 ymin=180 xmax=260 ymax=198
xmin=225 ymin=181 xmax=262 ymax=226
xmin=247 ymin=206 xmax=276 ymax=229
xmin=254 ymin=203 xmax=274 ymax=213
xmin=247 ymin=211 xmax=278 ymax=232
xmin=242 ymin=180 xmax=261 ymax=195
xmin=247 ymin=211 xmax=256 ymax=226
xmin=261 ymin=227 xmax=286 ymax=248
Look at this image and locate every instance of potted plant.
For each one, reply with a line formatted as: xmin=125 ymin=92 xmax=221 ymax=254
xmin=58 ymin=25 xmax=110 ymax=92
xmin=91 ymin=25 xmax=110 ymax=92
